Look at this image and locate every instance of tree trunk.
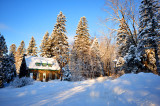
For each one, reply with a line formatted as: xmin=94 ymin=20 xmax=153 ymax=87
xmin=60 ymin=68 xmax=62 ymax=81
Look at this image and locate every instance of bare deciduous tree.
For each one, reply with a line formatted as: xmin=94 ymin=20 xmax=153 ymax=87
xmin=99 ymin=31 xmax=116 ymax=76
xmin=103 ymin=0 xmax=139 ymax=45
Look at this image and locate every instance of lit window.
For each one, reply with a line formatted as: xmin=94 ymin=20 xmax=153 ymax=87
xmin=35 ymin=63 xmax=41 ymax=66
xmin=42 ymin=63 xmax=47 ymax=67
xmin=48 ymin=64 xmax=53 ymax=67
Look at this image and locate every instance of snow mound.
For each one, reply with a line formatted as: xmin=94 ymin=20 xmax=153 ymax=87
xmin=10 ymin=77 xmax=34 ymax=88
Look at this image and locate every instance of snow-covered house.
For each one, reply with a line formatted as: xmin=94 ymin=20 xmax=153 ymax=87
xmin=25 ymin=56 xmax=60 ymax=82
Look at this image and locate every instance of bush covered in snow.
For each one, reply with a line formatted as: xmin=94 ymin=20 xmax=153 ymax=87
xmin=10 ymin=77 xmax=34 ymax=88
xmin=124 ymin=45 xmax=141 ymax=73
xmin=62 ymin=64 xmax=71 ymax=81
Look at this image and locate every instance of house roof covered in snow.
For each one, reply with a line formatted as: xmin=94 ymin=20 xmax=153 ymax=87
xmin=25 ymin=56 xmax=60 ymax=71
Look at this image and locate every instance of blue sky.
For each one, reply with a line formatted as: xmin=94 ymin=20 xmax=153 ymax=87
xmin=0 ymin=0 xmax=107 ymax=51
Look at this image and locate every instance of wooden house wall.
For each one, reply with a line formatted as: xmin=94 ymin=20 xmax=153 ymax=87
xmin=29 ymin=69 xmax=60 ymax=82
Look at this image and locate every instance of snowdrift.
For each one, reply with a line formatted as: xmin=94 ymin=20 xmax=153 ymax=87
xmin=0 ymin=73 xmax=160 ymax=106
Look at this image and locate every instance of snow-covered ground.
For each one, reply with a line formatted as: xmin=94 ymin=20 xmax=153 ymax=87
xmin=1 ymin=73 xmax=160 ymax=106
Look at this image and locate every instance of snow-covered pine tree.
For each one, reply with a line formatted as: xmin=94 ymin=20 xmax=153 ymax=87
xmin=50 ymin=31 xmax=56 ymax=57
xmin=70 ymin=50 xmax=84 ymax=81
xmin=124 ymin=45 xmax=141 ymax=73
xmin=90 ymin=37 xmax=103 ymax=77
xmin=137 ymin=0 xmax=160 ymax=72
xmin=116 ymin=17 xmax=130 ymax=58
xmin=17 ymin=40 xmax=25 ymax=55
xmin=116 ymin=17 xmax=132 ymax=70
xmin=8 ymin=53 xmax=16 ymax=79
xmin=0 ymin=33 xmax=8 ymax=84
xmin=51 ymin=11 xmax=69 ymax=80
xmin=70 ymin=44 xmax=82 ymax=81
xmin=0 ymin=33 xmax=8 ymax=59
xmin=116 ymin=17 xmax=140 ymax=73
xmin=45 ymin=36 xmax=52 ymax=58
xmin=40 ymin=31 xmax=49 ymax=57
xmin=9 ymin=44 xmax=16 ymax=56
xmin=71 ymin=16 xmax=91 ymax=78
xmin=15 ymin=40 xmax=25 ymax=74
xmin=62 ymin=64 xmax=71 ymax=81
xmin=76 ymin=17 xmax=90 ymax=57
xmin=27 ymin=36 xmax=38 ymax=56
xmin=1 ymin=55 xmax=10 ymax=83
xmin=1 ymin=53 xmax=16 ymax=83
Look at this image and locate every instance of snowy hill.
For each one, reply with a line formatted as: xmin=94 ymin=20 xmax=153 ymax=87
xmin=0 ymin=73 xmax=160 ymax=106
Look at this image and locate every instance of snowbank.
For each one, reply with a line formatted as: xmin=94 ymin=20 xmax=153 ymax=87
xmin=0 ymin=73 xmax=160 ymax=106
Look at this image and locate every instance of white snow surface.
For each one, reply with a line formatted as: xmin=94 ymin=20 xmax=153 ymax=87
xmin=1 ymin=73 xmax=160 ymax=106
xmin=25 ymin=56 xmax=60 ymax=70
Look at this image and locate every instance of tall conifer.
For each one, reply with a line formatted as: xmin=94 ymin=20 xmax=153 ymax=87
xmin=40 ymin=31 xmax=49 ymax=57
xmin=9 ymin=44 xmax=16 ymax=56
xmin=0 ymin=33 xmax=8 ymax=59
xmin=116 ymin=18 xmax=130 ymax=58
xmin=71 ymin=16 xmax=91 ymax=78
xmin=27 ymin=36 xmax=37 ymax=56
xmin=90 ymin=37 xmax=103 ymax=77
xmin=137 ymin=0 xmax=160 ymax=72
xmin=51 ymin=11 xmax=69 ymax=80
xmin=15 ymin=40 xmax=25 ymax=74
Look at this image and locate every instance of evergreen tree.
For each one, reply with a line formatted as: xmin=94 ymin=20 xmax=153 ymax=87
xmin=0 ymin=33 xmax=8 ymax=84
xmin=9 ymin=44 xmax=16 ymax=56
xmin=27 ymin=36 xmax=38 ymax=56
xmin=1 ymin=54 xmax=16 ymax=83
xmin=15 ymin=40 xmax=25 ymax=74
xmin=45 ymin=36 xmax=52 ymax=58
xmin=71 ymin=16 xmax=90 ymax=78
xmin=124 ymin=45 xmax=141 ymax=73
xmin=137 ymin=0 xmax=160 ymax=72
xmin=8 ymin=53 xmax=16 ymax=78
xmin=90 ymin=37 xmax=103 ymax=77
xmin=51 ymin=11 xmax=69 ymax=80
xmin=17 ymin=40 xmax=25 ymax=55
xmin=0 ymin=33 xmax=8 ymax=59
xmin=50 ymin=31 xmax=56 ymax=57
xmin=116 ymin=17 xmax=131 ymax=58
xmin=116 ymin=17 xmax=136 ymax=70
xmin=40 ymin=31 xmax=49 ymax=57
xmin=74 ymin=17 xmax=90 ymax=57
xmin=19 ymin=55 xmax=27 ymax=78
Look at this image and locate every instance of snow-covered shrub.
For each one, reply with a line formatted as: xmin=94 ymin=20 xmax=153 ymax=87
xmin=10 ymin=77 xmax=33 ymax=88
xmin=124 ymin=45 xmax=141 ymax=73
xmin=62 ymin=64 xmax=71 ymax=81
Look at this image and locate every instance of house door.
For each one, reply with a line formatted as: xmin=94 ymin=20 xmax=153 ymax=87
xmin=49 ymin=73 xmax=52 ymax=80
xmin=55 ymin=73 xmax=57 ymax=79
xmin=43 ymin=73 xmax=46 ymax=82
xmin=37 ymin=73 xmax=39 ymax=80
